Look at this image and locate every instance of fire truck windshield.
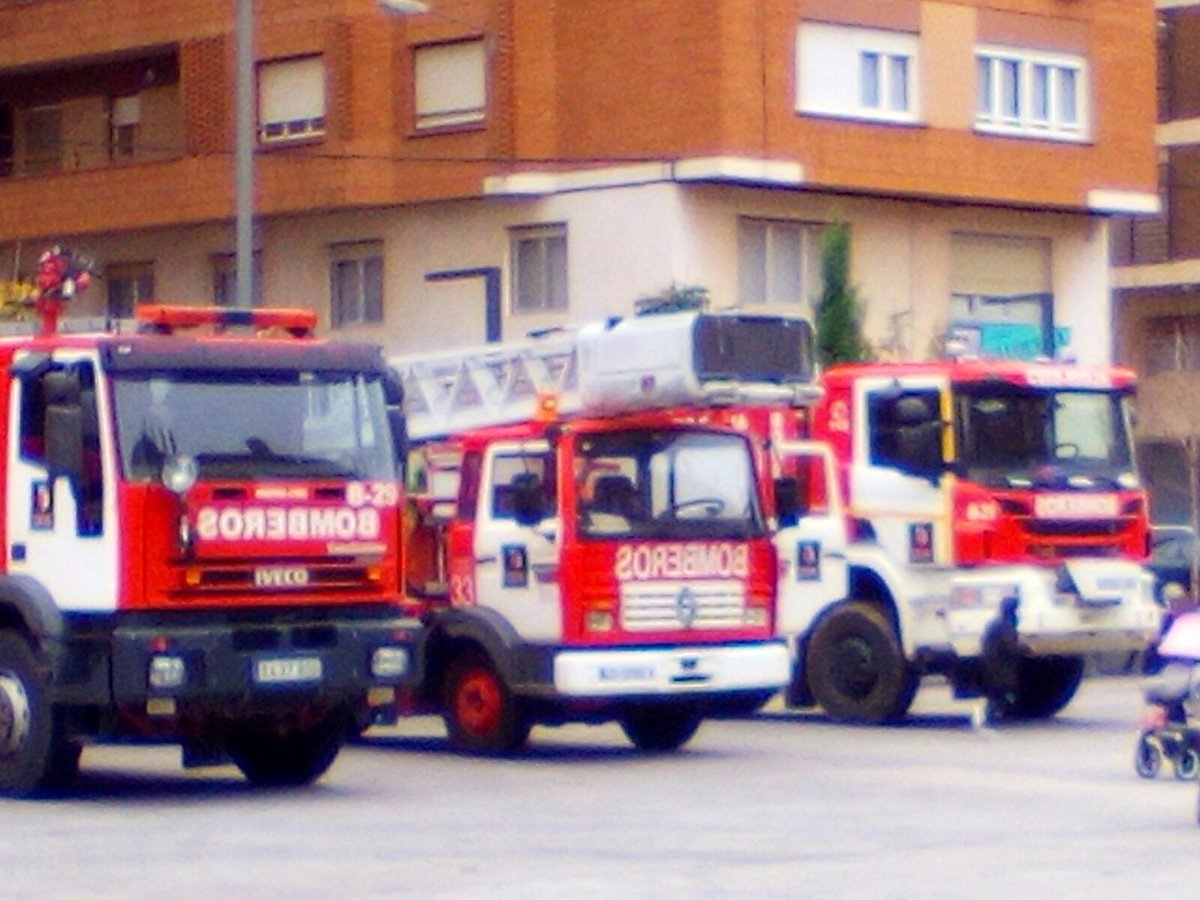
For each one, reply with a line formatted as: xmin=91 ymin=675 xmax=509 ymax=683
xmin=576 ymin=429 xmax=765 ymax=540
xmin=954 ymin=386 xmax=1136 ymax=488
xmin=112 ymin=371 xmax=397 ymax=482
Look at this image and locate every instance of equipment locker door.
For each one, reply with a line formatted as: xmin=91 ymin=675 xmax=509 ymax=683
xmin=472 ymin=440 xmax=562 ymax=642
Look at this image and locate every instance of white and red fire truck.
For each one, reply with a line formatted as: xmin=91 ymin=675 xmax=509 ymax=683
xmin=392 ymin=309 xmax=845 ymax=752
xmin=772 ymin=357 xmax=1162 ymax=723
xmin=0 ymin=259 xmax=416 ymax=795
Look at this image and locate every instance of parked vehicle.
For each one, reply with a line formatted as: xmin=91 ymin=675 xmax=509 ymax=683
xmin=746 ymin=357 xmax=1162 ymax=723
xmin=391 ymin=309 xmax=844 ymax=752
xmin=0 ymin=252 xmax=416 ymax=795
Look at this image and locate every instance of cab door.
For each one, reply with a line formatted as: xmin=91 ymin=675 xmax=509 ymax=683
xmin=773 ymin=440 xmax=848 ymax=637
xmin=850 ymin=376 xmax=952 ymax=567
xmin=5 ymin=350 xmax=119 ymax=611
xmin=472 ymin=439 xmax=562 ymax=642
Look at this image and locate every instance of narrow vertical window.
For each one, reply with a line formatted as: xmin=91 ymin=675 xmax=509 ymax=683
xmin=511 ymin=225 xmax=568 ymax=313
xmin=860 ymin=52 xmax=881 ymax=109
xmin=329 ymin=241 xmax=384 ymax=328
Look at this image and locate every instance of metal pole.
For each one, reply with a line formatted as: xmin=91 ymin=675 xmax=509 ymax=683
xmin=235 ymin=0 xmax=255 ymax=308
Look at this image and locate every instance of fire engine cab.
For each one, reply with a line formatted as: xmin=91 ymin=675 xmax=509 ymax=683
xmin=784 ymin=357 xmax=1161 ymax=723
xmin=393 ymin=309 xmax=844 ymax=752
xmin=0 ymin=293 xmax=416 ymax=795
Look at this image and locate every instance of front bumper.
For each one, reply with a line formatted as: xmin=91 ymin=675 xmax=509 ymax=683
xmin=108 ymin=607 xmax=421 ymax=725
xmin=944 ymin=560 xmax=1163 ymax=658
xmin=552 ymin=640 xmax=790 ymax=698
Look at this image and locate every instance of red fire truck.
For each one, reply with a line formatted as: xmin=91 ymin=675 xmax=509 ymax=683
xmin=393 ymin=309 xmax=843 ymax=752
xmin=0 ymin=277 xmax=416 ymax=795
xmin=776 ymin=357 xmax=1161 ymax=723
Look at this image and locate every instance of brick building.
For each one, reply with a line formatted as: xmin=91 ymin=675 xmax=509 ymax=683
xmin=0 ymin=0 xmax=1158 ymax=365
xmin=1113 ymin=0 xmax=1200 ymax=527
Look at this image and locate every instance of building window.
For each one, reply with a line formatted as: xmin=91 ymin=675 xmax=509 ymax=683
xmin=106 ymin=262 xmax=155 ymax=319
xmin=259 ymin=56 xmax=326 ymax=143
xmin=738 ymin=218 xmax=824 ymax=307
xmin=414 ymin=40 xmax=487 ymax=130
xmin=110 ymin=96 xmax=141 ymax=160
xmin=330 ymin=242 xmax=383 ymax=328
xmin=511 ymin=225 xmax=567 ymax=313
xmin=22 ymin=105 xmax=62 ymax=175
xmin=976 ymin=46 xmax=1086 ymax=141
xmin=797 ymin=23 xmax=919 ymax=124
xmin=211 ymin=252 xmax=263 ymax=307
xmin=1145 ymin=316 xmax=1200 ymax=376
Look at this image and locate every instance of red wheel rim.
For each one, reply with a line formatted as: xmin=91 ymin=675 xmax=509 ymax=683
xmin=455 ymin=668 xmax=503 ymax=738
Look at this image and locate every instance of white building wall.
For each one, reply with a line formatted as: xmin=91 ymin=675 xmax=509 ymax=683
xmin=59 ymin=173 xmax=1111 ymax=365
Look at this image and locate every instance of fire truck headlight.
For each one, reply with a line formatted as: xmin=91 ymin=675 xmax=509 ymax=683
xmin=584 ymin=610 xmax=614 ymax=633
xmin=744 ymin=606 xmax=769 ymax=627
xmin=162 ymin=454 xmax=199 ymax=495
xmin=148 ymin=655 xmax=187 ymax=689
xmin=1117 ymin=471 xmax=1140 ymax=489
xmin=370 ymin=647 xmax=409 ymax=679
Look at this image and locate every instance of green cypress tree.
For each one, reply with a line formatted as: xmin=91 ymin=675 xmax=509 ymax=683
xmin=815 ymin=223 xmax=871 ymax=365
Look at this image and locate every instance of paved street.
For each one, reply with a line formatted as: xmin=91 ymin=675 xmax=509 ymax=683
xmin=1 ymin=674 xmax=1194 ymax=899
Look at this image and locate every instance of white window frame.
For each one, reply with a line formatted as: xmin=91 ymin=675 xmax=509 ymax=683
xmin=975 ymin=45 xmax=1087 ymax=142
xmin=796 ymin=22 xmax=920 ymax=125
xmin=330 ymin=241 xmax=384 ymax=329
xmin=259 ymin=56 xmax=326 ymax=144
xmin=414 ymin=40 xmax=487 ymax=130
xmin=511 ymin=224 xmax=567 ymax=314
xmin=737 ymin=218 xmax=825 ymax=308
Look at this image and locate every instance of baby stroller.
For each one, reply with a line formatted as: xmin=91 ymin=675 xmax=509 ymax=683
xmin=1135 ymin=611 xmax=1200 ymax=780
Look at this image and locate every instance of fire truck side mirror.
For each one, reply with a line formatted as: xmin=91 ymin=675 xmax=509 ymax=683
xmin=511 ymin=473 xmax=546 ymax=527
xmin=384 ymin=371 xmax=408 ymax=474
xmin=885 ymin=393 xmax=945 ymax=482
xmin=775 ymin=476 xmax=803 ymax=528
xmin=894 ymin=421 xmax=944 ymax=482
xmin=42 ymin=370 xmax=85 ymax=485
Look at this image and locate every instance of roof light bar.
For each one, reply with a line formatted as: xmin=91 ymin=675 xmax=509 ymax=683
xmin=135 ymin=305 xmax=317 ymax=337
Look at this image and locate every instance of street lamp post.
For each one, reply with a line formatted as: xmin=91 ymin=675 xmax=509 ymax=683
xmin=235 ymin=0 xmax=255 ymax=309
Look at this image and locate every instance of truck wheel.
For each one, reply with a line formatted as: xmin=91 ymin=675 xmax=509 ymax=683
xmin=442 ymin=652 xmax=530 ymax=754
xmin=0 ymin=632 xmax=80 ymax=796
xmin=805 ymin=602 xmax=916 ymax=724
xmin=1006 ymin=656 xmax=1085 ymax=720
xmin=228 ymin=720 xmax=344 ymax=787
xmin=620 ymin=704 xmax=702 ymax=752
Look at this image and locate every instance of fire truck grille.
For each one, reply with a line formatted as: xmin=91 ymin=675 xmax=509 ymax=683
xmin=1021 ymin=519 xmax=1128 ymax=537
xmin=620 ymin=581 xmax=746 ymax=631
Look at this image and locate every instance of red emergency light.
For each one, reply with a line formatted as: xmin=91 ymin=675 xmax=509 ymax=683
xmin=135 ymin=304 xmax=317 ymax=337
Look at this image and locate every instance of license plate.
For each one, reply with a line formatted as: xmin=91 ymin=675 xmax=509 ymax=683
xmin=254 ymin=656 xmax=323 ymax=684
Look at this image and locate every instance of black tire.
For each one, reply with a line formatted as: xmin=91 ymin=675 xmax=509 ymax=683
xmin=228 ymin=719 xmax=345 ymax=787
xmin=620 ymin=704 xmax=702 ymax=752
xmin=1135 ymin=733 xmax=1162 ymax=779
xmin=0 ymin=632 xmax=80 ymax=797
xmin=1006 ymin=656 xmax=1085 ymax=720
xmin=442 ymin=652 xmax=530 ymax=754
xmin=1176 ymin=747 xmax=1200 ymax=781
xmin=805 ymin=602 xmax=916 ymax=724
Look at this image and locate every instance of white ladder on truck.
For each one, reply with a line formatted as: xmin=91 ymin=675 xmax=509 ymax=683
xmin=391 ymin=330 xmax=584 ymax=441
